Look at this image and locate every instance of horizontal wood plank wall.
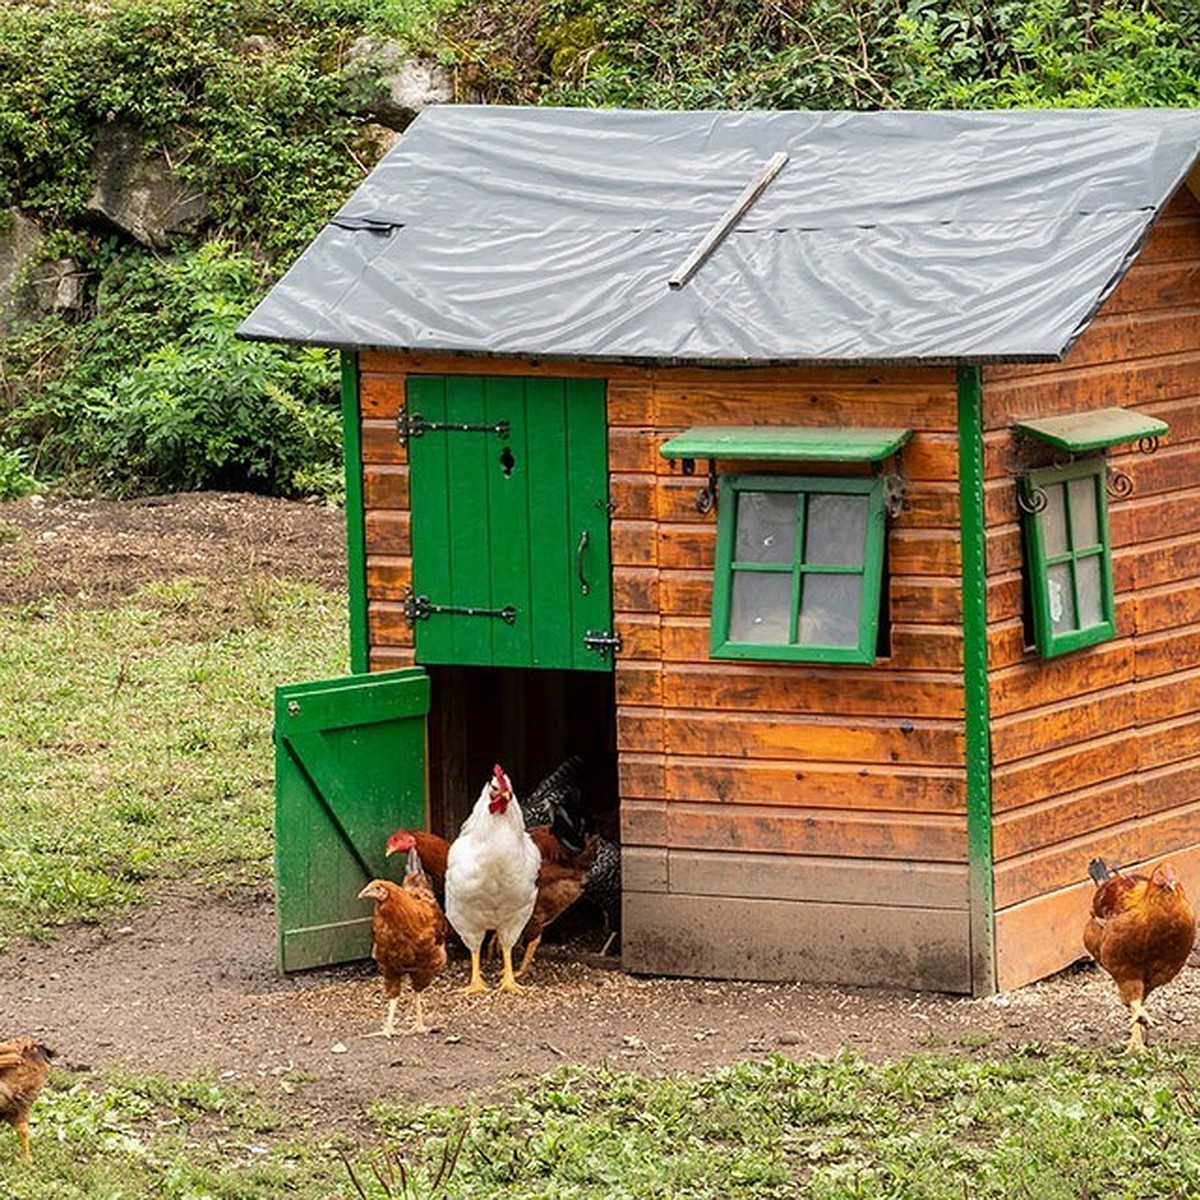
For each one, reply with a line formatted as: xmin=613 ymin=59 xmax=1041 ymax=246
xmin=356 ymin=353 xmax=972 ymax=990
xmin=985 ymin=187 xmax=1200 ymax=991
xmin=622 ymin=366 xmax=972 ymax=991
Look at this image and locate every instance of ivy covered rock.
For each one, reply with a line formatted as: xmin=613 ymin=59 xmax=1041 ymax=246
xmin=86 ymin=124 xmax=212 ymax=250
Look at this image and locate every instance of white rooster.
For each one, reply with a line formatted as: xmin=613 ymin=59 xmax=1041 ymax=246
xmin=444 ymin=764 xmax=541 ymax=992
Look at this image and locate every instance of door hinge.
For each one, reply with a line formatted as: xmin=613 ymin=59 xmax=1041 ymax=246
xmin=397 ymin=407 xmax=510 ymax=447
xmin=583 ymin=629 xmax=623 ymax=658
xmin=403 ymin=590 xmax=517 ymax=626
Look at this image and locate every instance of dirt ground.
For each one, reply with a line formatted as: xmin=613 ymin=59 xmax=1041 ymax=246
xmin=2 ymin=491 xmax=1200 ymax=1133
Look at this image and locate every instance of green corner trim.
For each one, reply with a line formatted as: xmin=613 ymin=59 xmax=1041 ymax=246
xmin=957 ymin=365 xmax=996 ymax=996
xmin=340 ymin=351 xmax=369 ymax=675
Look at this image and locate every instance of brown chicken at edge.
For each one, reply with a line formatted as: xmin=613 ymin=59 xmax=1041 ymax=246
xmin=358 ymin=846 xmax=448 ymax=1036
xmin=1084 ymin=858 xmax=1197 ymax=1051
xmin=0 ymin=1038 xmax=54 ymax=1163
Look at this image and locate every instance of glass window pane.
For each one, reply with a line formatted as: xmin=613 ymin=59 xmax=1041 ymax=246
xmin=799 ymin=574 xmax=862 ymax=647
xmin=729 ymin=571 xmax=793 ymax=643
xmin=1047 ymin=561 xmax=1077 ymax=633
xmin=805 ymin=493 xmax=868 ymax=566
xmin=1042 ymin=484 xmax=1069 ymax=556
xmin=1069 ymin=476 xmax=1100 ymax=548
xmin=735 ymin=492 xmax=797 ymax=564
xmin=1076 ymin=554 xmax=1104 ymax=628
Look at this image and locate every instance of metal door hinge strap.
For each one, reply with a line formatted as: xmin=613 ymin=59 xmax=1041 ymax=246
xmin=583 ymin=630 xmax=623 ymax=658
xmin=403 ymin=591 xmax=517 ymax=626
xmin=397 ymin=407 xmax=510 ymax=446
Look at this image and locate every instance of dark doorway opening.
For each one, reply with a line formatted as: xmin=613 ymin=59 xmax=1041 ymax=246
xmin=425 ymin=665 xmax=619 ymax=842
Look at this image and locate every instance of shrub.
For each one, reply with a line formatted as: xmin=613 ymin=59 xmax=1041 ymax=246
xmin=3 ymin=242 xmax=341 ymax=499
xmin=0 ymin=445 xmax=37 ymax=501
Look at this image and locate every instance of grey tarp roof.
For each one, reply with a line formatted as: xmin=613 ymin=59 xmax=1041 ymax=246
xmin=237 ymin=106 xmax=1200 ymax=366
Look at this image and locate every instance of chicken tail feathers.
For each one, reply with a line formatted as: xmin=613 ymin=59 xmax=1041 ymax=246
xmin=1089 ymin=858 xmax=1115 ymax=885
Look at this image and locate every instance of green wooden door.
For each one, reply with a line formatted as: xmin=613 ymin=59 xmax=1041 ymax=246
xmin=274 ymin=667 xmax=429 ymax=972
xmin=406 ymin=375 xmax=615 ymax=671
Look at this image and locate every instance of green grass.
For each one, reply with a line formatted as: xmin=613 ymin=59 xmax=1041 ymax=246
xmin=3 ymin=1049 xmax=1200 ymax=1198
xmin=5 ymin=575 xmax=1200 ymax=1196
xmin=0 ymin=577 xmax=347 ymax=942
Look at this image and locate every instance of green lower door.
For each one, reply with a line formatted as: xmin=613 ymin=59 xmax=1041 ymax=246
xmin=273 ymin=667 xmax=429 ymax=972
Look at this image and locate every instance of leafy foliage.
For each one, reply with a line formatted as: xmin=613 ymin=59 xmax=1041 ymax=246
xmin=3 ymin=0 xmax=1200 ymax=500
xmin=3 ymin=242 xmax=341 ymax=497
xmin=0 ymin=0 xmax=440 ymax=500
xmin=441 ymin=0 xmax=1200 ymax=110
xmin=0 ymin=445 xmax=36 ymax=501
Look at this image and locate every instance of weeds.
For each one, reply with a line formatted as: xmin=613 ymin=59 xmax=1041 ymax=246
xmin=339 ymin=1124 xmax=468 ymax=1198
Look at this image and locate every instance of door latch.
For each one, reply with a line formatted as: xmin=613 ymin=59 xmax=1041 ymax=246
xmin=403 ymin=590 xmax=518 ymax=626
xmin=582 ymin=629 xmax=623 ymax=658
xmin=397 ymin=407 xmax=510 ymax=447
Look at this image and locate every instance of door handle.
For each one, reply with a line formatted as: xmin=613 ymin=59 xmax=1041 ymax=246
xmin=576 ymin=529 xmax=590 ymax=596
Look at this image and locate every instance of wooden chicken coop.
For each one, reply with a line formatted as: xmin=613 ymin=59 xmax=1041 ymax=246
xmin=241 ymin=106 xmax=1200 ymax=996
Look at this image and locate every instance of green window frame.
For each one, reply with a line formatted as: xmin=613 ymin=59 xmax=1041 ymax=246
xmin=711 ymin=474 xmax=887 ymax=664
xmin=1021 ymin=456 xmax=1115 ymax=658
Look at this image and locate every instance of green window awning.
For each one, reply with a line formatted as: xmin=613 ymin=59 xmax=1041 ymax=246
xmin=1013 ymin=407 xmax=1168 ymax=452
xmin=659 ymin=426 xmax=913 ymax=463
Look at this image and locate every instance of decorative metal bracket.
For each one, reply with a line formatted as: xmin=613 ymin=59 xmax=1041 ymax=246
xmin=881 ymin=471 xmax=907 ymax=518
xmin=403 ymin=589 xmax=517 ymax=626
xmin=1017 ymin=479 xmax=1049 ymax=515
xmin=397 ymin=407 xmax=510 ymax=447
xmin=1106 ymin=466 xmax=1134 ymax=500
xmin=679 ymin=456 xmax=719 ymax=514
xmin=1010 ymin=423 xmax=1161 ymax=512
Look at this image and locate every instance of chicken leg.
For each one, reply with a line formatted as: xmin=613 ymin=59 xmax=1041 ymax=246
xmin=1125 ymin=997 xmax=1153 ymax=1052
xmin=14 ymin=1117 xmax=31 ymax=1163
xmin=516 ymin=933 xmax=544 ymax=980
xmin=498 ymin=942 xmax=523 ymax=991
xmin=461 ymin=946 xmax=489 ymax=994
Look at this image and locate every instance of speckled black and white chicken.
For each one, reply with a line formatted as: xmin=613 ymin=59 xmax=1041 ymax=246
xmin=520 ymin=755 xmax=589 ymax=855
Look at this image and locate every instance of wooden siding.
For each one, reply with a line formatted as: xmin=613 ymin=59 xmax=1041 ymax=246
xmin=353 ymin=186 xmax=1200 ymax=993
xmin=984 ymin=187 xmax=1200 ymax=991
xmin=357 ymin=354 xmax=973 ymax=989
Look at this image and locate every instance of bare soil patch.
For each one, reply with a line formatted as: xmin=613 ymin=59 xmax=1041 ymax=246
xmin=2 ymin=492 xmax=1199 ymax=1133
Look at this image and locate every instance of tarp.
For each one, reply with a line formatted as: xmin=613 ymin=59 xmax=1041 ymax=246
xmin=237 ymin=106 xmax=1200 ymax=366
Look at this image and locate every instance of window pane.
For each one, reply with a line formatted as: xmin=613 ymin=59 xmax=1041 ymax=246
xmin=799 ymin=574 xmax=862 ymax=647
xmin=1069 ymin=476 xmax=1099 ymax=548
xmin=729 ymin=571 xmax=793 ymax=643
xmin=1076 ymin=554 xmax=1104 ymax=628
xmin=735 ymin=492 xmax=797 ymax=564
xmin=1047 ymin=561 xmax=1077 ymax=633
xmin=805 ymin=493 xmax=868 ymax=566
xmin=1042 ymin=484 xmax=1069 ymax=556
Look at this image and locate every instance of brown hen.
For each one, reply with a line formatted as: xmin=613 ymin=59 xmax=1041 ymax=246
xmin=0 ymin=1038 xmax=54 ymax=1163
xmin=1084 ymin=858 xmax=1196 ymax=1051
xmin=358 ymin=847 xmax=448 ymax=1036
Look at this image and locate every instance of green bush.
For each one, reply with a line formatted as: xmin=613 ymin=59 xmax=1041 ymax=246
xmin=0 ymin=0 xmax=437 ymax=500
xmin=0 ymin=445 xmax=37 ymax=501
xmin=3 ymin=0 xmax=1200 ymax=501
xmin=441 ymin=0 xmax=1200 ymax=111
xmin=3 ymin=242 xmax=341 ymax=498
